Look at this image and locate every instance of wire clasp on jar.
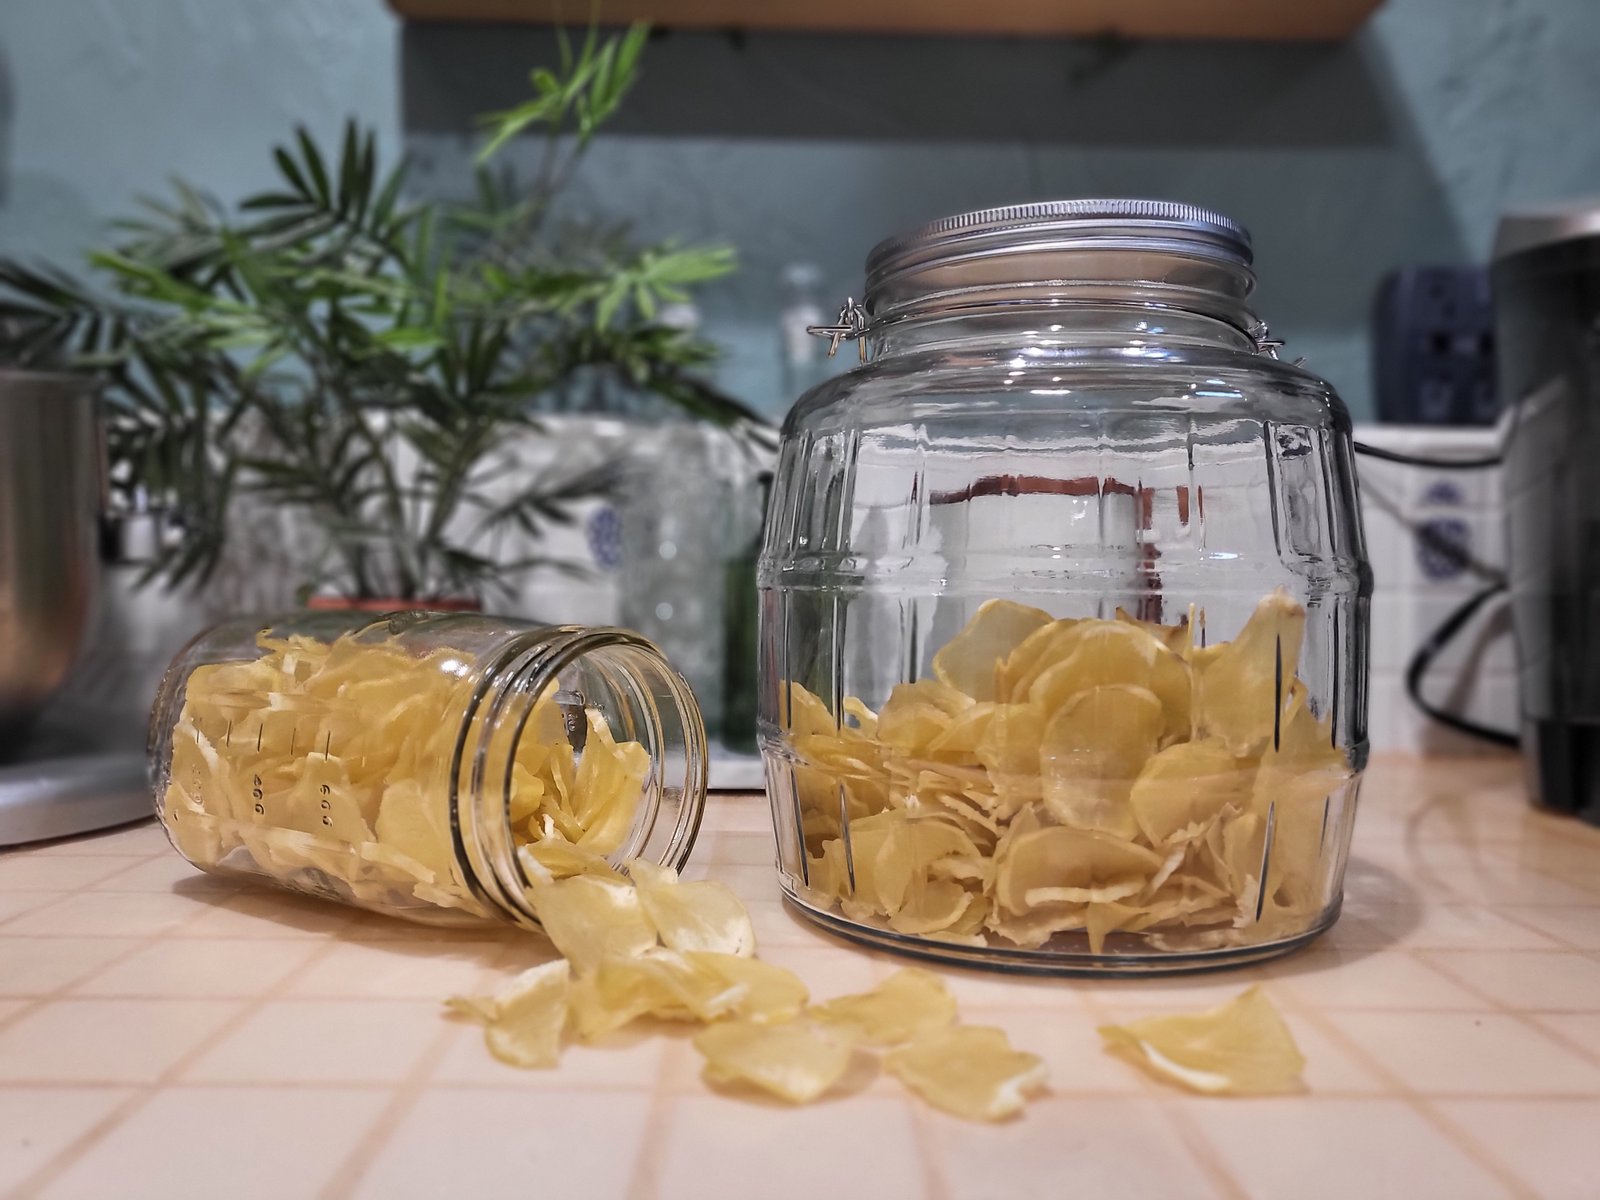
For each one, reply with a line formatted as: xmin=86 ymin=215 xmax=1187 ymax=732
xmin=807 ymin=297 xmax=871 ymax=363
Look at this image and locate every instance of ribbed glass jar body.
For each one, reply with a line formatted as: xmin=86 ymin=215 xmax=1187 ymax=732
xmin=151 ymin=611 xmax=706 ymax=929
xmin=758 ymin=203 xmax=1370 ymax=973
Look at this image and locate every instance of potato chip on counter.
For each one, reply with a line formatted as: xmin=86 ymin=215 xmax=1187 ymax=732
xmin=1098 ymin=985 xmax=1306 ymax=1095
xmin=780 ymin=590 xmax=1357 ymax=960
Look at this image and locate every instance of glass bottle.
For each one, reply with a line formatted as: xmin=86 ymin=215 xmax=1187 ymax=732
xmin=152 ymin=611 xmax=706 ymax=930
xmin=759 ymin=200 xmax=1370 ymax=973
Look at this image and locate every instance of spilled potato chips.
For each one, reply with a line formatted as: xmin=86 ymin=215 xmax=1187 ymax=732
xmin=1098 ymin=985 xmax=1305 ymax=1095
xmin=157 ymin=627 xmax=652 ymax=921
xmin=784 ymin=590 xmax=1354 ymax=957
xmin=885 ymin=1026 xmax=1048 ymax=1121
xmin=694 ymin=1019 xmax=859 ymax=1104
xmin=809 ymin=968 xmax=958 ymax=1046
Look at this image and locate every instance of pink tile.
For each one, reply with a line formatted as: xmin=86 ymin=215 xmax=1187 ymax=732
xmin=72 ymin=938 xmax=320 ymax=998
xmin=745 ymin=900 xmax=830 ymax=950
xmin=1436 ymin=1099 xmax=1600 ymax=1199
xmin=183 ymin=1000 xmax=444 ymax=1084
xmin=84 ymin=855 xmax=238 ymax=894
xmin=4 ymin=891 xmax=212 ymax=937
xmin=172 ymin=890 xmax=359 ymax=939
xmin=1331 ymin=903 xmax=1563 ymax=952
xmin=0 ymin=1087 xmax=132 ymax=1195
xmin=352 ymin=1089 xmax=653 ymax=1199
xmin=1268 ymin=950 xmax=1486 ymax=1010
xmin=707 ymin=831 xmax=774 ymax=866
xmin=1324 ymin=1011 xmax=1600 ymax=1096
xmin=655 ymin=1096 xmax=924 ymax=1200
xmin=1497 ymin=906 xmax=1600 ymax=951
xmin=964 ymin=1004 xmax=1147 ymax=1095
xmin=1182 ymin=1098 xmax=1509 ymax=1200
xmin=0 ymin=856 xmax=148 ymax=891
xmin=0 ymin=937 xmax=140 ymax=996
xmin=0 ymin=891 xmax=68 ymax=924
xmin=0 ymin=999 xmax=242 ymax=1082
xmin=756 ymin=942 xmax=884 ymax=998
xmin=937 ymin=1099 xmax=1221 ymax=1199
xmin=703 ymin=862 xmax=782 ymax=901
xmin=286 ymin=939 xmax=502 ymax=999
xmin=1423 ymin=950 xmax=1600 ymax=1011
xmin=1532 ymin=1013 xmax=1600 ymax=1062
xmin=22 ymin=822 xmax=167 ymax=856
xmin=432 ymin=1019 xmax=666 ymax=1088
xmin=40 ymin=1087 xmax=389 ymax=1200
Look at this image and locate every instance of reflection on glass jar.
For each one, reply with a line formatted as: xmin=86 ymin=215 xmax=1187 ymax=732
xmin=151 ymin=612 xmax=706 ymax=929
xmin=758 ymin=201 xmax=1371 ymax=974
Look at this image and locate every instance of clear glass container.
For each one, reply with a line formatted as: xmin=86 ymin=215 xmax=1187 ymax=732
xmin=758 ymin=200 xmax=1370 ymax=973
xmin=152 ymin=611 xmax=706 ymax=929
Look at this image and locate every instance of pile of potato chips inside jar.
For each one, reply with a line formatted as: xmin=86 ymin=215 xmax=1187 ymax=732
xmin=783 ymin=589 xmax=1355 ymax=956
xmin=158 ymin=630 xmax=651 ymax=920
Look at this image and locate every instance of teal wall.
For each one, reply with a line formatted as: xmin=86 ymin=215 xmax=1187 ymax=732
xmin=4 ymin=0 xmax=1599 ymax=418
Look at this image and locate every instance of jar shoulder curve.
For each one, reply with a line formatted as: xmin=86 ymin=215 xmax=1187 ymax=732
xmin=783 ymin=345 xmax=1351 ymax=437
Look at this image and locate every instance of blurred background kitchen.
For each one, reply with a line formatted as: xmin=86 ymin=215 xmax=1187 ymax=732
xmin=2 ymin=0 xmax=1598 ymax=838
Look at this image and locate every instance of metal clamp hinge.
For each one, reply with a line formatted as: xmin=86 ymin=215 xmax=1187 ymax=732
xmin=807 ymin=297 xmax=870 ymax=363
xmin=1248 ymin=320 xmax=1307 ymax=368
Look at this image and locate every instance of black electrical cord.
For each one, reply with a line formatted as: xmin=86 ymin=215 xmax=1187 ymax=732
xmin=1403 ymin=580 xmax=1520 ymax=748
xmin=1352 ymin=441 xmax=1503 ymax=470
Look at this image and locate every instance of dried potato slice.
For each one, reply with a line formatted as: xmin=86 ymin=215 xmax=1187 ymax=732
xmin=974 ymin=703 xmax=1046 ymax=813
xmin=1115 ymin=606 xmax=1193 ymax=654
xmin=1027 ymin=622 xmax=1159 ymax=714
xmin=1194 ymin=589 xmax=1307 ymax=756
xmin=627 ymin=859 xmax=756 ymax=957
xmin=1129 ymin=739 xmax=1255 ymax=846
xmin=481 ymin=961 xmax=571 ymax=1069
xmin=695 ymin=1018 xmax=859 ymax=1104
xmin=885 ymin=1025 xmax=1047 ymax=1121
xmin=1038 ymin=685 xmax=1161 ymax=838
xmin=997 ymin=618 xmax=1085 ymax=702
xmin=932 ymin=599 xmax=1055 ymax=701
xmin=517 ymin=836 xmax=625 ymax=886
xmin=995 ymin=825 xmax=1165 ymax=911
xmin=809 ymin=967 xmax=958 ymax=1046
xmin=1098 ymin=985 xmax=1305 ymax=1094
xmin=685 ymin=951 xmax=810 ymax=1023
xmin=529 ymin=876 xmax=657 ymax=975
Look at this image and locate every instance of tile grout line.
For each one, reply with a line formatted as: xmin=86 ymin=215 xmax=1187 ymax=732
xmin=317 ymin=928 xmax=538 ymax=1199
xmin=9 ymin=928 xmax=351 ymax=1200
xmin=623 ymin=1029 xmax=685 ymax=1200
xmin=1074 ymin=988 xmax=1249 ymax=1200
xmin=316 ymin=1024 xmax=462 ymax=1200
xmin=1281 ymin=995 xmax=1538 ymax=1200
xmin=0 ymin=881 xmax=256 ymax=1035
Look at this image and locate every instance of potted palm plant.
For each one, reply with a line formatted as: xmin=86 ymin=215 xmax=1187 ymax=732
xmin=0 ymin=24 xmax=765 ymax=609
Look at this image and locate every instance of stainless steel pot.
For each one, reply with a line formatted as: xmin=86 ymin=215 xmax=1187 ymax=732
xmin=0 ymin=369 xmax=102 ymax=738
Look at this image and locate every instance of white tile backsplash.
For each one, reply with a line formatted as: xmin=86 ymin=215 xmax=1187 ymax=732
xmin=1357 ymin=425 xmax=1516 ymax=754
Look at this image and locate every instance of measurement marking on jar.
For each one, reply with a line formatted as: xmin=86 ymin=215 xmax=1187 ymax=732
xmin=252 ymin=773 xmax=265 ymax=816
xmin=225 ymin=720 xmax=233 ymax=747
xmin=289 ymin=729 xmax=297 ymax=757
xmin=320 ymin=782 xmax=333 ymax=826
xmin=323 ymin=731 xmax=332 ymax=759
xmin=256 ymin=725 xmax=263 ymax=751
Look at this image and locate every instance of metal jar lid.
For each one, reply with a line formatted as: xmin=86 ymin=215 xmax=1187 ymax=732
xmin=865 ymin=199 xmax=1254 ymax=293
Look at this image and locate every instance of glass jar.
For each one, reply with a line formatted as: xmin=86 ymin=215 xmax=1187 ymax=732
xmin=152 ymin=611 xmax=706 ymax=929
xmin=759 ymin=200 xmax=1370 ymax=973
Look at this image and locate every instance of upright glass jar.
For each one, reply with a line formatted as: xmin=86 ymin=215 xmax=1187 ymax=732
xmin=759 ymin=200 xmax=1370 ymax=973
xmin=152 ymin=612 xmax=706 ymax=929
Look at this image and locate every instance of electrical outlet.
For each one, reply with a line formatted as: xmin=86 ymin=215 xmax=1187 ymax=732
xmin=1373 ymin=266 xmax=1499 ymax=425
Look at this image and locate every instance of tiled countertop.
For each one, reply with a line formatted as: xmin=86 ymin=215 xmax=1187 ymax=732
xmin=2 ymin=755 xmax=1599 ymax=1199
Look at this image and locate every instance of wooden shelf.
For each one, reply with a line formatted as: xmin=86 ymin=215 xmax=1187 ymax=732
xmin=388 ymin=0 xmax=1383 ymax=41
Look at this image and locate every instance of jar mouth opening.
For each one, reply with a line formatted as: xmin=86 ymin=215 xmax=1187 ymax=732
xmin=450 ymin=626 xmax=707 ymax=929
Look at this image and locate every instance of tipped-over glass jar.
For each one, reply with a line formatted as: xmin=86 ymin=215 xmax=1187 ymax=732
xmin=152 ymin=612 xmax=706 ymax=929
xmin=759 ymin=200 xmax=1371 ymax=973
